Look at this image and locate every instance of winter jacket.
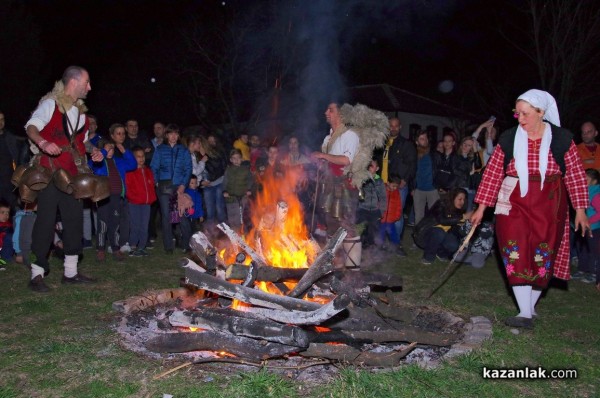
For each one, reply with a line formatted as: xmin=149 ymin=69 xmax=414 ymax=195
xmin=383 ymin=135 xmax=417 ymax=187
xmin=454 ymin=152 xmax=483 ymax=189
xmin=150 ymin=143 xmax=192 ymax=187
xmin=382 ymin=188 xmax=402 ymax=223
xmin=358 ymin=175 xmax=386 ymax=212
xmin=223 ymin=165 xmax=254 ymax=201
xmin=125 ymin=166 xmax=157 ymax=205
xmin=432 ymin=151 xmax=460 ymax=190
xmin=89 ymin=149 xmax=137 ymax=193
xmin=185 ymin=188 xmax=204 ymax=220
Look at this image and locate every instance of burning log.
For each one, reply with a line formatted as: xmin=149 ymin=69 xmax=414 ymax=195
xmin=299 ymin=342 xmax=418 ymax=367
xmin=225 ymin=263 xmax=308 ymax=282
xmin=217 ymin=223 xmax=269 ymax=268
xmin=112 ymin=288 xmax=191 ymax=314
xmin=185 ymin=266 xmax=321 ymax=311
xmin=168 ymin=308 xmax=310 ymax=347
xmin=179 ymin=257 xmax=206 ymax=273
xmin=241 ymin=261 xmax=258 ymax=287
xmin=307 ymin=327 xmax=458 ymax=346
xmin=190 ymin=231 xmax=223 ymax=272
xmin=145 ymin=331 xmax=299 ymax=359
xmin=287 ymin=227 xmax=347 ymax=298
xmin=245 ymin=294 xmax=351 ymax=325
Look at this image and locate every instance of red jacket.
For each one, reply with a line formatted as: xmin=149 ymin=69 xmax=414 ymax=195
xmin=125 ymin=166 xmax=157 ymax=205
xmin=381 ymin=188 xmax=402 ymax=223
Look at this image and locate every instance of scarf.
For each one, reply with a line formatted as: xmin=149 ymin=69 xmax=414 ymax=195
xmin=514 ymin=89 xmax=560 ymax=197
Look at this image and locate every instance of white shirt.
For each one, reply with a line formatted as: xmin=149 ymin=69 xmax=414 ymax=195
xmin=25 ymin=98 xmax=88 ymax=153
xmin=321 ymin=128 xmax=359 ymax=162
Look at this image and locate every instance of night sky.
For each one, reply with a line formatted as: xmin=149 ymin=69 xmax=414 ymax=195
xmin=1 ymin=0 xmax=598 ymax=141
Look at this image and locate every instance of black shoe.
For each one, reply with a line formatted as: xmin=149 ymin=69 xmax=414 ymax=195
xmin=504 ymin=316 xmax=534 ymax=329
xmin=396 ymin=247 xmax=407 ymax=257
xmin=61 ymin=273 xmax=97 ymax=284
xmin=28 ymin=275 xmax=50 ymax=293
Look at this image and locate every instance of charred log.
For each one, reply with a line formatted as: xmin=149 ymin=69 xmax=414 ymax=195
xmin=245 ymin=294 xmax=351 ymax=325
xmin=306 ymin=327 xmax=458 ymax=346
xmin=217 ymin=223 xmax=269 ymax=268
xmin=226 ymin=263 xmax=307 ymax=282
xmin=287 ymin=227 xmax=347 ymax=298
xmin=185 ymin=267 xmax=321 ymax=311
xmin=299 ymin=342 xmax=418 ymax=366
xmin=145 ymin=331 xmax=299 ymax=359
xmin=169 ymin=308 xmax=310 ymax=347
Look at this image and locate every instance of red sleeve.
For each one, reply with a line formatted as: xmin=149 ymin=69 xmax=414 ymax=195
xmin=474 ymin=145 xmax=506 ymax=207
xmin=563 ymin=141 xmax=589 ymax=209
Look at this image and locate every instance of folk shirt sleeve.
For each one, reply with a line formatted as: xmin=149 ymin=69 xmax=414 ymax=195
xmin=25 ymin=99 xmax=88 ymax=142
xmin=563 ymin=141 xmax=588 ymax=209
xmin=474 ymin=145 xmax=506 ymax=207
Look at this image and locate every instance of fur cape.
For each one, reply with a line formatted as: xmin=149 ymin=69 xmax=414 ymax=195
xmin=339 ymin=103 xmax=389 ymax=188
xmin=40 ymin=81 xmax=88 ymax=114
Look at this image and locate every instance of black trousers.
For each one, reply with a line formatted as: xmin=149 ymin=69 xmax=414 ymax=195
xmin=32 ymin=182 xmax=83 ymax=271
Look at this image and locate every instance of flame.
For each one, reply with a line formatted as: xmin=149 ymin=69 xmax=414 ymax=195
xmin=246 ymin=166 xmax=316 ymax=271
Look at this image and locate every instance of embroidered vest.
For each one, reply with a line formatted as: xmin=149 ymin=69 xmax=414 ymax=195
xmin=39 ymin=102 xmax=88 ymax=175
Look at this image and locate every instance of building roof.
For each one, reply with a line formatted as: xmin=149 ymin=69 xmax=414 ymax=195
xmin=347 ymin=84 xmax=477 ymax=119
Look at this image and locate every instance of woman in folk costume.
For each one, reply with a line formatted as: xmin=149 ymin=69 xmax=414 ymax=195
xmin=471 ymin=89 xmax=590 ymax=329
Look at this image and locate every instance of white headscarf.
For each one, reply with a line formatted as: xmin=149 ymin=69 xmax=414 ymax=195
xmin=514 ymin=89 xmax=560 ymax=196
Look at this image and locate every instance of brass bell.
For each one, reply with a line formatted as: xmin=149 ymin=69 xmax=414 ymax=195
xmin=19 ymin=184 xmax=38 ymax=204
xmin=11 ymin=164 xmax=29 ymax=187
xmin=53 ymin=169 xmax=74 ymax=194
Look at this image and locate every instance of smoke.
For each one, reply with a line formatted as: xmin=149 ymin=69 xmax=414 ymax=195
xmin=246 ymin=0 xmax=457 ymax=147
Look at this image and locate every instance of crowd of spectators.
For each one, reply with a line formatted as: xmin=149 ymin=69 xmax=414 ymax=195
xmin=0 ymin=108 xmax=597 ymax=289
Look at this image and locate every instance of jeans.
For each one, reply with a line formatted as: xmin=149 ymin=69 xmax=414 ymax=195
xmin=423 ymin=227 xmax=459 ymax=261
xmin=158 ymin=192 xmax=175 ymax=250
xmin=97 ymin=194 xmax=128 ymax=250
xmin=203 ymin=183 xmax=226 ymax=223
xmin=356 ymin=208 xmax=381 ymax=247
xmin=394 ymin=185 xmax=409 ymax=244
xmin=380 ymin=222 xmax=399 ymax=245
xmin=128 ymin=203 xmax=150 ymax=250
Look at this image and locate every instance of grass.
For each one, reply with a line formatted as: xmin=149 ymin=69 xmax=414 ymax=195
xmin=0 ymin=236 xmax=598 ymax=398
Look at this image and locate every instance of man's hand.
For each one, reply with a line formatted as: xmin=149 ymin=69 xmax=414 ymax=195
xmin=116 ymin=144 xmax=126 ymax=154
xmin=223 ymin=192 xmax=230 ymax=198
xmin=41 ymin=141 xmax=62 ymax=156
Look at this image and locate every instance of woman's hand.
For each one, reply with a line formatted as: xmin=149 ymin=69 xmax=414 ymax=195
xmin=470 ymin=205 xmax=487 ymax=227
xmin=574 ymin=208 xmax=592 ymax=237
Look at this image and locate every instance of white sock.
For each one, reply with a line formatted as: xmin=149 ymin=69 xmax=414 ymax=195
xmin=31 ymin=264 xmax=45 ymax=279
xmin=531 ymin=289 xmax=543 ymax=316
xmin=512 ymin=285 xmax=532 ymax=318
xmin=64 ymin=255 xmax=78 ymax=278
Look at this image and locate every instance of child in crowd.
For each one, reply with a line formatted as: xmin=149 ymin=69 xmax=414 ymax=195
xmin=125 ymin=147 xmax=157 ymax=257
xmin=0 ymin=200 xmax=14 ymax=269
xmin=12 ymin=201 xmax=37 ymax=267
xmin=356 ymin=160 xmax=386 ymax=248
xmin=179 ymin=175 xmax=204 ymax=252
xmin=223 ymin=149 xmax=253 ymax=232
xmin=572 ymin=169 xmax=600 ymax=286
xmin=380 ymin=176 xmax=402 ymax=251
xmin=90 ymin=136 xmax=136 ymax=262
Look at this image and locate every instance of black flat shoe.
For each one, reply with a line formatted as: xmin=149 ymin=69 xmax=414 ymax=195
xmin=61 ymin=273 xmax=97 ymax=284
xmin=28 ymin=275 xmax=50 ymax=293
xmin=504 ymin=316 xmax=534 ymax=329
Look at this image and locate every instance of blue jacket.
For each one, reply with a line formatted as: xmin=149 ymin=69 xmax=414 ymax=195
xmin=150 ymin=143 xmax=192 ymax=188
xmin=89 ymin=149 xmax=137 ymax=195
xmin=185 ymin=188 xmax=204 ymax=220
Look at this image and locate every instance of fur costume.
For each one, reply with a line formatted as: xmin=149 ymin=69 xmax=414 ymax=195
xmin=40 ymin=81 xmax=88 ymax=114
xmin=339 ymin=103 xmax=389 ymax=188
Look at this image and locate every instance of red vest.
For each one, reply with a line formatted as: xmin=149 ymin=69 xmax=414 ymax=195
xmin=39 ymin=102 xmax=88 ymax=175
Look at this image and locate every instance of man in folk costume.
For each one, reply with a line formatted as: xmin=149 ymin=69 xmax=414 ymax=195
xmin=312 ymin=102 xmax=389 ymax=238
xmin=25 ymin=65 xmax=104 ymax=292
xmin=471 ymin=89 xmax=590 ymax=329
xmin=313 ymin=102 xmax=360 ymax=237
